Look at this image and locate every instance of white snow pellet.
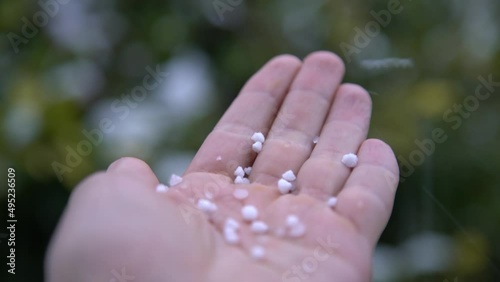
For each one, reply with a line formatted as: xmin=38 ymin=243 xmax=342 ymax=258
xmin=288 ymin=223 xmax=306 ymax=238
xmin=242 ymin=205 xmax=259 ymax=221
xmin=225 ymin=218 xmax=240 ymax=231
xmin=313 ymin=136 xmax=320 ymax=144
xmin=251 ymin=132 xmax=266 ymax=143
xmin=327 ymin=197 xmax=338 ymax=208
xmin=197 ymin=199 xmax=217 ymax=213
xmin=252 ymin=142 xmax=263 ymax=153
xmin=250 ymin=246 xmax=266 ymax=260
xmin=197 ymin=199 xmax=211 ymax=211
xmin=341 ymin=153 xmax=358 ymax=168
xmin=216 ymin=155 xmax=222 ymax=161
xmin=278 ymin=179 xmax=293 ymax=194
xmin=282 ymin=170 xmax=296 ymax=182
xmin=286 ymin=215 xmax=300 ymax=227
xmin=234 ymin=166 xmax=245 ymax=177
xmin=224 ymin=228 xmax=240 ymax=245
xmin=251 ymin=221 xmax=269 ymax=234
xmin=234 ymin=176 xmax=245 ymax=184
xmin=244 ymin=167 xmax=252 ymax=175
xmin=235 ymin=176 xmax=250 ymax=184
xmin=169 ymin=174 xmax=183 ymax=186
xmin=233 ymin=189 xmax=249 ymax=200
xmin=155 ymin=184 xmax=169 ymax=193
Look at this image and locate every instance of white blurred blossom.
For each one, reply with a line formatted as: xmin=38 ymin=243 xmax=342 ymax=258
xmin=373 ymin=245 xmax=406 ymax=282
xmin=44 ymin=59 xmax=105 ymax=103
xmin=3 ymin=102 xmax=42 ymax=148
xmin=402 ymin=232 xmax=454 ymax=276
xmin=47 ymin=1 xmax=127 ymax=56
xmin=155 ymin=50 xmax=215 ymax=121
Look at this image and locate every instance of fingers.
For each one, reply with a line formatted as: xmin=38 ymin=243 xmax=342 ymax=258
xmin=298 ymin=84 xmax=372 ymax=199
xmin=334 ymin=139 xmax=399 ymax=245
xmin=186 ymin=55 xmax=302 ymax=177
xmin=251 ymin=51 xmax=345 ymax=186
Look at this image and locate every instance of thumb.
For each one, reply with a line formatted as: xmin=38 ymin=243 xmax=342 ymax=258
xmin=107 ymin=157 xmax=160 ymax=187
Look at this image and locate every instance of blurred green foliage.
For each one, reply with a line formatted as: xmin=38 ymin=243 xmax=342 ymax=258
xmin=0 ymin=0 xmax=499 ymax=281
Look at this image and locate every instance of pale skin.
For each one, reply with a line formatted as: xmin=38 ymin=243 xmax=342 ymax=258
xmin=46 ymin=51 xmax=399 ymax=282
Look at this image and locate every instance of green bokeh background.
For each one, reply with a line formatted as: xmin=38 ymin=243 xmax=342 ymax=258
xmin=0 ymin=0 xmax=499 ymax=281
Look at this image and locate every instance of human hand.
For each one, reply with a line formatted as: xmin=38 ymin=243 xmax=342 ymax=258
xmin=46 ymin=51 xmax=399 ymax=282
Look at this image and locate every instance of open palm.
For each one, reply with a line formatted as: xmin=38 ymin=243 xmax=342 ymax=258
xmin=47 ymin=51 xmax=399 ymax=282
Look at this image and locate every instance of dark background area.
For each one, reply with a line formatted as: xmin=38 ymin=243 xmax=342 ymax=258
xmin=0 ymin=0 xmax=499 ymax=281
